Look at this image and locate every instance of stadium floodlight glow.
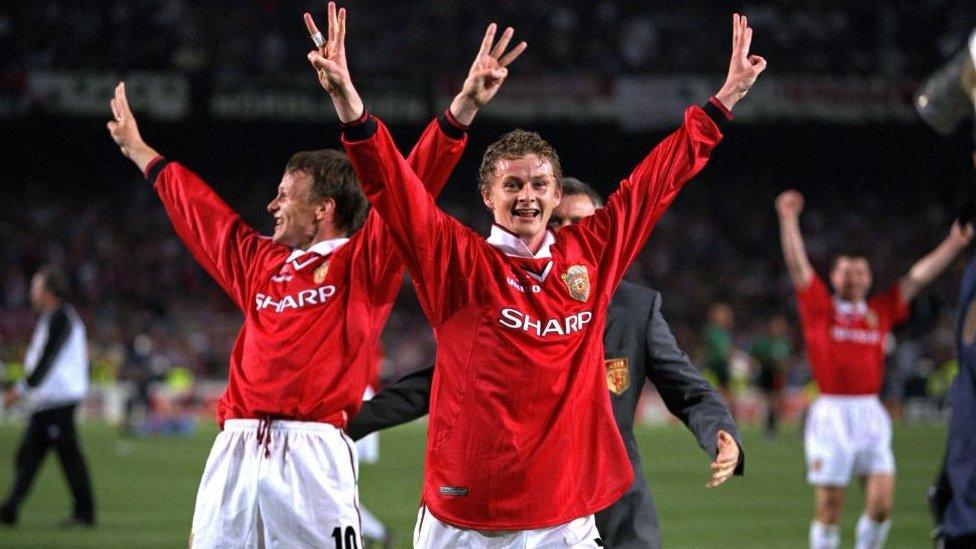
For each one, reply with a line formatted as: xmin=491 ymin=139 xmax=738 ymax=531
xmin=915 ymin=27 xmax=976 ymax=136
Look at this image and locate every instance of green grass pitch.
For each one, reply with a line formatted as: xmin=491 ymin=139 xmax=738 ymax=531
xmin=0 ymin=420 xmax=945 ymax=548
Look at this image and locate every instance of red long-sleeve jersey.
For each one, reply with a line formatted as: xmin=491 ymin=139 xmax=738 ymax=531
xmin=796 ymin=276 xmax=909 ymax=395
xmin=342 ymin=101 xmax=729 ymax=529
xmin=146 ymin=114 xmax=467 ymax=428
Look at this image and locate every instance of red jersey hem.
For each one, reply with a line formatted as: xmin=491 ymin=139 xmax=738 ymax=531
xmin=420 ymin=478 xmax=631 ymax=531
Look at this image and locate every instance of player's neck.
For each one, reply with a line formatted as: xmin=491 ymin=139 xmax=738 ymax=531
xmin=520 ymin=231 xmax=549 ymax=255
xmin=300 ymin=227 xmax=347 ymax=251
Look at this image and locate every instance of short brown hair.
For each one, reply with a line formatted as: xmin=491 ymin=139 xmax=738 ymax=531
xmin=831 ymin=250 xmax=870 ymax=271
xmin=478 ymin=129 xmax=563 ymax=195
xmin=560 ymin=177 xmax=603 ymax=208
xmin=285 ymin=150 xmax=368 ymax=234
xmin=36 ymin=264 xmax=69 ymax=300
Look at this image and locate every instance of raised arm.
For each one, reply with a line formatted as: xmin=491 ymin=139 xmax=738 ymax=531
xmin=107 ymin=83 xmax=278 ymax=310
xmin=714 ymin=14 xmax=767 ymax=112
xmin=107 ymin=82 xmax=160 ymax=175
xmin=304 ymin=4 xmax=524 ymax=125
xmin=304 ymin=4 xmax=526 ymax=323
xmin=571 ymin=15 xmax=764 ymax=286
xmin=775 ymin=190 xmax=815 ymax=289
xmin=400 ymin=21 xmax=525 ymax=191
xmin=899 ymin=221 xmax=974 ymax=302
xmin=643 ymin=292 xmax=744 ymax=486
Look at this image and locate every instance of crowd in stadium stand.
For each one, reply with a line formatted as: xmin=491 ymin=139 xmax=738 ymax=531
xmin=3 ymin=0 xmax=976 ymax=78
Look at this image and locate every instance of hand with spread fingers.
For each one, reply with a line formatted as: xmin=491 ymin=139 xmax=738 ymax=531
xmin=450 ymin=23 xmax=527 ymax=126
xmin=707 ymin=429 xmax=740 ymax=488
xmin=106 ymin=82 xmax=159 ymax=173
xmin=715 ymin=13 xmax=767 ymax=111
xmin=304 ymin=2 xmax=363 ymax=123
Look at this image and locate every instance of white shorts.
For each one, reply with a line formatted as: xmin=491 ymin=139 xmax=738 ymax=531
xmin=804 ymin=395 xmax=895 ymax=486
xmin=190 ymin=419 xmax=362 ymax=548
xmin=413 ymin=506 xmax=603 ymax=548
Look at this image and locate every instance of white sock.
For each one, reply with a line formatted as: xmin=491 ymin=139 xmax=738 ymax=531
xmin=855 ymin=514 xmax=891 ymax=549
xmin=360 ymin=505 xmax=387 ymax=541
xmin=810 ymin=521 xmax=840 ymax=549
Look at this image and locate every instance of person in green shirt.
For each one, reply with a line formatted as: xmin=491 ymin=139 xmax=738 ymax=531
xmin=703 ymin=302 xmax=735 ymax=405
xmin=750 ymin=314 xmax=793 ymax=436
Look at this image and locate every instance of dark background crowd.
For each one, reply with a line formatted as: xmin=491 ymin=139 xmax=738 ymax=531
xmin=5 ymin=0 xmax=976 ymax=78
xmin=2 ymin=0 xmax=976 ymax=418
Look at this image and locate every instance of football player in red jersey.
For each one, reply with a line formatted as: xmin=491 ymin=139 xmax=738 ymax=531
xmin=105 ymin=21 xmax=523 ymax=546
xmin=308 ymin=3 xmax=764 ymax=546
xmin=776 ymin=189 xmax=973 ymax=549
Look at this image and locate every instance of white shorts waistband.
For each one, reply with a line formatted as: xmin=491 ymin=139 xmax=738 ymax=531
xmin=223 ymin=418 xmax=343 ymax=433
xmin=816 ymin=394 xmax=879 ymax=404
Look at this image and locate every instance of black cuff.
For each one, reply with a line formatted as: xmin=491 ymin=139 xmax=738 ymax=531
xmin=702 ymin=98 xmax=732 ymax=131
xmin=145 ymin=157 xmax=169 ymax=183
xmin=734 ymin=447 xmax=746 ymax=476
xmin=437 ymin=110 xmax=469 ymax=140
xmin=342 ymin=116 xmax=378 ymax=142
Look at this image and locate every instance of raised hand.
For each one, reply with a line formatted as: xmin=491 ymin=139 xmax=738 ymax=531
xmin=775 ymin=189 xmax=804 ymax=219
xmin=715 ymin=13 xmax=767 ymax=111
xmin=706 ymin=430 xmax=740 ymax=488
xmin=948 ymin=220 xmax=975 ymax=249
xmin=305 ymin=2 xmax=363 ymax=123
xmin=106 ymin=82 xmax=158 ymax=173
xmin=450 ymin=24 xmax=527 ymax=125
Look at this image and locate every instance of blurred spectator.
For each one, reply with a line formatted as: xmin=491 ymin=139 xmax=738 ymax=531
xmin=702 ymin=302 xmax=735 ymax=401
xmin=749 ymin=315 xmax=793 ymax=436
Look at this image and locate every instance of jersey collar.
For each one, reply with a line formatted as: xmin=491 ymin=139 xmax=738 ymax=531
xmin=286 ymin=237 xmax=350 ymax=263
xmin=833 ymin=297 xmax=868 ymax=316
xmin=486 ymin=224 xmax=555 ymax=259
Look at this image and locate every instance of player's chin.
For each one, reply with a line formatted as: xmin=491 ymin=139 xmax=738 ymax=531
xmin=270 ymin=227 xmax=288 ymax=246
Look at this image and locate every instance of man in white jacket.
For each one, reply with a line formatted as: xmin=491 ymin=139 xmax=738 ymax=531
xmin=1 ymin=265 xmax=95 ymax=527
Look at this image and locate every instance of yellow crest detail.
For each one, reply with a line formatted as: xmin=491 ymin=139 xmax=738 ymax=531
xmin=561 ymin=265 xmax=590 ymax=302
xmin=314 ymin=260 xmax=330 ymax=284
xmin=605 ymin=357 xmax=630 ymax=395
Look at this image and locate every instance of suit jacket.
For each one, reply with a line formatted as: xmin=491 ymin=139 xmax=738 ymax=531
xmin=347 ymin=280 xmax=743 ymax=547
xmin=945 ymin=253 xmax=976 ymax=538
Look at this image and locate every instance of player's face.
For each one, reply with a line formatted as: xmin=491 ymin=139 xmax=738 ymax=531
xmin=483 ymin=154 xmax=562 ymax=242
xmin=267 ymin=171 xmax=320 ymax=249
xmin=830 ymin=256 xmax=872 ymax=301
xmin=29 ymin=273 xmax=45 ymax=311
xmin=549 ymin=194 xmax=597 ymax=229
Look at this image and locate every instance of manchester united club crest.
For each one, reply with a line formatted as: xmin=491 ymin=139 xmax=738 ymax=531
xmin=605 ymin=357 xmax=630 ymax=395
xmin=864 ymin=309 xmax=878 ymax=329
xmin=313 ymin=260 xmax=330 ymax=284
xmin=561 ymin=265 xmax=590 ymax=302
xmin=963 ymin=302 xmax=976 ymax=345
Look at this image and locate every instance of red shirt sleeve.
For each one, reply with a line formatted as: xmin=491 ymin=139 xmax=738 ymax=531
xmin=567 ymin=104 xmax=725 ymax=292
xmin=795 ymin=275 xmax=832 ymax=323
xmin=151 ymin=161 xmax=282 ymax=310
xmin=357 ymin=114 xmax=468 ymax=307
xmin=869 ymin=283 xmax=910 ymax=328
xmin=342 ymin=117 xmax=478 ymax=327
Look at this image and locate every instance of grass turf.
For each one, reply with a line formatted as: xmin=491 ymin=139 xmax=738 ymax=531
xmin=0 ymin=420 xmax=945 ymax=548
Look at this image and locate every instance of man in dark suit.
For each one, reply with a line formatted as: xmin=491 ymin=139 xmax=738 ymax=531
xmin=348 ymin=178 xmax=743 ymax=548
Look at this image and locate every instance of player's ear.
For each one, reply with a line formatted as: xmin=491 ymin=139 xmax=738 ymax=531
xmin=315 ymin=197 xmax=336 ymax=222
xmin=482 ymin=188 xmax=494 ymax=210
